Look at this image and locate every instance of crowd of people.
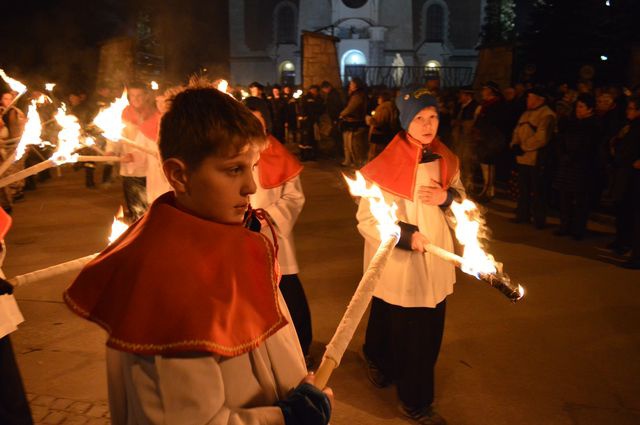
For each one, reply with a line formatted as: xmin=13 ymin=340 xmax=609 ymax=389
xmin=0 ymin=70 xmax=638 ymax=425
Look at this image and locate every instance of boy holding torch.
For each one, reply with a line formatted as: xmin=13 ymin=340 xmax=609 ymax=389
xmin=64 ymin=83 xmax=332 ymax=425
xmin=358 ymin=88 xmax=465 ymax=425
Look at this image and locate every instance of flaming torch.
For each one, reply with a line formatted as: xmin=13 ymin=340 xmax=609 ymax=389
xmin=0 ymin=107 xmax=121 ymax=189
xmin=314 ymin=172 xmax=400 ymax=389
xmin=92 ymin=91 xmax=155 ymax=156
xmin=0 ymin=101 xmax=43 ymax=177
xmin=8 ymin=208 xmax=128 ymax=289
xmin=0 ymin=69 xmax=27 ymax=115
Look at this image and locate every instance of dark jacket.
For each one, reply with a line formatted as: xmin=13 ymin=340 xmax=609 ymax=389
xmin=611 ymin=118 xmax=640 ymax=201
xmin=553 ymin=115 xmax=602 ymax=192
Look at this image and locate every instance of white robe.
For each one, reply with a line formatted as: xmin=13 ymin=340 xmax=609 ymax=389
xmin=107 ymin=293 xmax=306 ymax=425
xmin=357 ymin=161 xmax=465 ymax=308
xmin=0 ymin=244 xmax=24 ymax=339
xmin=249 ymin=171 xmax=304 ymax=276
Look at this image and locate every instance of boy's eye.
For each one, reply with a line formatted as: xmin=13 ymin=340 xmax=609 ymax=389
xmin=228 ymin=166 xmax=242 ymax=175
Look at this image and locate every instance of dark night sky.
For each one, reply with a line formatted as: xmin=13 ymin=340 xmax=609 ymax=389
xmin=0 ymin=0 xmax=229 ymax=92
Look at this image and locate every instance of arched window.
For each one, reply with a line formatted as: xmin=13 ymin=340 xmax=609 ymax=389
xmin=425 ymin=4 xmax=444 ymax=42
xmin=276 ymin=5 xmax=296 ymax=44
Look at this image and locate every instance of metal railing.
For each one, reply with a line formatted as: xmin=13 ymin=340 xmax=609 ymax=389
xmin=343 ymin=65 xmax=474 ymax=88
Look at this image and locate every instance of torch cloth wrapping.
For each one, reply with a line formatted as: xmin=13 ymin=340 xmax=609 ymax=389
xmin=9 ymin=253 xmax=98 ymax=288
xmin=322 ymin=234 xmax=399 ymax=367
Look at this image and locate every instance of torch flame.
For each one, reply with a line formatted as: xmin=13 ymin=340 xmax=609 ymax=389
xmin=293 ymin=89 xmax=303 ymax=99
xmin=36 ymin=94 xmax=51 ymax=104
xmin=150 ymin=81 xmax=159 ymax=91
xmin=240 ymin=89 xmax=249 ymax=100
xmin=45 ymin=83 xmax=56 ymax=91
xmin=15 ymin=101 xmax=43 ymax=161
xmin=0 ymin=69 xmax=26 ymax=95
xmin=50 ymin=106 xmax=82 ymax=165
xmin=93 ymin=90 xmax=129 ymax=141
xmin=450 ymin=199 xmax=497 ymax=277
xmin=216 ymin=79 xmax=229 ymax=93
xmin=344 ymin=171 xmax=400 ymax=239
xmin=108 ymin=207 xmax=128 ymax=244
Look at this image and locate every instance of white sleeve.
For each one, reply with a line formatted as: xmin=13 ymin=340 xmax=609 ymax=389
xmin=263 ymin=176 xmax=305 ymax=238
xmin=155 ymin=355 xmax=285 ymax=425
xmin=356 ymin=196 xmax=383 ymax=247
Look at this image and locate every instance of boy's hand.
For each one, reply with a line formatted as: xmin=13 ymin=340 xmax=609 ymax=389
xmin=275 ymin=373 xmax=332 ymax=425
xmin=301 ymin=373 xmax=334 ymax=408
xmin=418 ymin=180 xmax=447 ymax=205
xmin=411 ymin=232 xmax=430 ymax=252
xmin=0 ymin=278 xmax=14 ymax=295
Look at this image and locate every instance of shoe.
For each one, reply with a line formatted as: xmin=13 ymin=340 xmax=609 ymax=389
xmin=398 ymin=404 xmax=447 ymax=425
xmin=607 ymin=241 xmax=630 ymax=255
xmin=620 ymin=259 xmax=640 ymax=270
xmin=362 ymin=351 xmax=391 ymax=388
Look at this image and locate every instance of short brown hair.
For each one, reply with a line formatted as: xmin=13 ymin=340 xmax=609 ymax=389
xmin=159 ymin=80 xmax=266 ymax=169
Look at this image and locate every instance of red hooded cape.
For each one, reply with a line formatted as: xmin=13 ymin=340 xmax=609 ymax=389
xmin=0 ymin=208 xmax=11 ymax=240
xmin=258 ymin=135 xmax=303 ymax=189
xmin=139 ymin=111 xmax=161 ymax=142
xmin=360 ymin=131 xmax=459 ymax=200
xmin=63 ymin=192 xmax=287 ymax=357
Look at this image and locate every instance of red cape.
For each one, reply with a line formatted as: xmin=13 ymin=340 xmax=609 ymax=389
xmin=139 ymin=111 xmax=161 ymax=142
xmin=258 ymin=135 xmax=303 ymax=189
xmin=0 ymin=208 xmax=11 ymax=240
xmin=63 ymin=192 xmax=287 ymax=357
xmin=360 ymin=131 xmax=459 ymax=200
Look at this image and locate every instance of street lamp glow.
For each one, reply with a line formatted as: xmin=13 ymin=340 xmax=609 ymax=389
xmin=600 ymin=55 xmax=608 ymax=61
xmin=605 ymin=0 xmax=610 ymax=6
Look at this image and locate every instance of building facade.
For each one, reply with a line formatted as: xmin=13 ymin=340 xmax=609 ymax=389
xmin=229 ymin=0 xmax=484 ymax=86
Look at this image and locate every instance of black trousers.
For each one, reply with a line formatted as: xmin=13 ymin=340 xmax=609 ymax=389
xmin=0 ymin=336 xmax=33 ymax=425
xmin=558 ymin=190 xmax=590 ymax=237
xmin=122 ymin=176 xmax=148 ymax=221
xmin=364 ymin=297 xmax=446 ymax=410
xmin=280 ymin=274 xmax=312 ymax=355
xmin=516 ymin=164 xmax=547 ymax=227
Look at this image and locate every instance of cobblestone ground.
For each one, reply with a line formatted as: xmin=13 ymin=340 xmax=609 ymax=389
xmin=28 ymin=393 xmax=110 ymax=425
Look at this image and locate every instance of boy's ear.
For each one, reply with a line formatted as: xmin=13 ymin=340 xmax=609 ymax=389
xmin=163 ymin=158 xmax=189 ymax=194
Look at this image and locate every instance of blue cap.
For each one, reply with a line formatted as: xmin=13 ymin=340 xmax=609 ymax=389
xmin=395 ymin=87 xmax=439 ymax=130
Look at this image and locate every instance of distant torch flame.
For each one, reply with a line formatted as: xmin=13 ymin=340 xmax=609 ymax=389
xmin=108 ymin=207 xmax=128 ymax=244
xmin=344 ymin=171 xmax=400 ymax=239
xmin=150 ymin=81 xmax=159 ymax=91
xmin=240 ymin=89 xmax=249 ymax=100
xmin=93 ymin=90 xmax=129 ymax=141
xmin=15 ymin=101 xmax=43 ymax=161
xmin=293 ymin=89 xmax=303 ymax=99
xmin=45 ymin=83 xmax=56 ymax=91
xmin=216 ymin=79 xmax=229 ymax=93
xmin=36 ymin=94 xmax=51 ymax=104
xmin=0 ymin=69 xmax=26 ymax=95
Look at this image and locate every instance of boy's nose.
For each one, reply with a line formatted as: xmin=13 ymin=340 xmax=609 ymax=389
xmin=243 ymin=172 xmax=257 ymax=196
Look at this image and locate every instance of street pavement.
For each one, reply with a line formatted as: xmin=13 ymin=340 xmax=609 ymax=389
xmin=4 ymin=161 xmax=640 ymax=425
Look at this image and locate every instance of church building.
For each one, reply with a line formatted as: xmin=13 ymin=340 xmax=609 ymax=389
xmin=229 ymin=0 xmax=485 ymax=86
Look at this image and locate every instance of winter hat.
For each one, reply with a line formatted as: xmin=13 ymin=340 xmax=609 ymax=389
xmin=395 ymin=86 xmax=439 ymax=130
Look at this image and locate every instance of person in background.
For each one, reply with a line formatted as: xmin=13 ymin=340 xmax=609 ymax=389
xmin=607 ymin=96 xmax=640 ymax=265
xmin=366 ymin=90 xmax=399 ymax=161
xmin=552 ymin=93 xmax=601 ymax=240
xmin=510 ymin=86 xmax=557 ymax=229
xmin=339 ymin=77 xmax=368 ymax=168
xmin=451 ymin=86 xmax=480 ymax=191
